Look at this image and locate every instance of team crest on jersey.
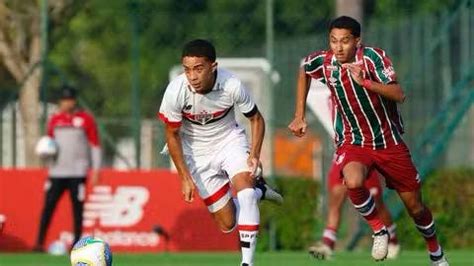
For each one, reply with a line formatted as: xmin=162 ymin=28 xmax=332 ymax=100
xmin=72 ymin=117 xmax=84 ymax=127
xmin=195 ymin=111 xmax=213 ymax=125
xmin=182 ymin=107 xmax=230 ymax=125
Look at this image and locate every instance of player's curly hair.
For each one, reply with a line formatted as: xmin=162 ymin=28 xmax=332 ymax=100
xmin=182 ymin=39 xmax=216 ymax=62
xmin=329 ymin=16 xmax=361 ymax=37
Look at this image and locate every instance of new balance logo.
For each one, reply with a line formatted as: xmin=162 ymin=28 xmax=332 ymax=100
xmin=83 ymin=186 xmax=150 ymax=227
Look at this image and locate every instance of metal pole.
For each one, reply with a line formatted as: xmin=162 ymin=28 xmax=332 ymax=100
xmin=266 ymin=0 xmax=274 ymax=64
xmin=130 ymin=1 xmax=141 ymax=168
xmin=12 ymin=106 xmax=16 ymax=168
xmin=336 ymin=0 xmax=364 ymax=26
xmin=265 ymin=0 xmax=277 ymax=251
xmin=0 ymin=108 xmax=3 ymax=166
xmin=336 ymin=0 xmax=366 ymax=250
xmin=40 ymin=0 xmax=49 ymax=134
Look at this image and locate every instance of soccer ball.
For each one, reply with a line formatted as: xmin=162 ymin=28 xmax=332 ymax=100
xmin=70 ymin=236 xmax=113 ymax=266
xmin=35 ymin=136 xmax=58 ymax=158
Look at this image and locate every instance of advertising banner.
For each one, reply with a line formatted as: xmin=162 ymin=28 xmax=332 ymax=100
xmin=0 ymin=169 xmax=238 ymax=252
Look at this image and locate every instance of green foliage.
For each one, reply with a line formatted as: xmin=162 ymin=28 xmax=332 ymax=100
xmin=258 ymin=177 xmax=320 ymax=251
xmin=43 ymin=0 xmax=458 ymax=119
xmin=47 ymin=0 xmax=333 ymax=119
xmin=395 ymin=168 xmax=474 ymax=249
xmin=366 ymin=0 xmax=458 ymax=21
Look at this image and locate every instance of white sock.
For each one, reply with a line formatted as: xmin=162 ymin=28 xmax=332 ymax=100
xmin=237 ymin=188 xmax=260 ymax=266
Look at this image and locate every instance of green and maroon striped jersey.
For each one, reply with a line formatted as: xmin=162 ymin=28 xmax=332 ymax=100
xmin=304 ymin=46 xmax=404 ymax=149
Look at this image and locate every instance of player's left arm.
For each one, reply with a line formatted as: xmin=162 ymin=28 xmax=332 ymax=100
xmin=343 ymin=50 xmax=406 ymax=103
xmin=364 ymin=80 xmax=405 ymax=103
xmin=85 ymin=113 xmax=102 ymax=185
xmin=246 ymin=108 xmax=265 ymax=175
xmin=233 ymin=81 xmax=266 ymax=175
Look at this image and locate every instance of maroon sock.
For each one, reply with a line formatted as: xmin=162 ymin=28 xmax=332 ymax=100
xmin=347 ymin=187 xmax=385 ymax=232
xmin=413 ymin=207 xmax=440 ymax=253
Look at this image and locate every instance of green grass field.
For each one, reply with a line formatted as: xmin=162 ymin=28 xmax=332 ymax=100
xmin=0 ymin=251 xmax=473 ymax=266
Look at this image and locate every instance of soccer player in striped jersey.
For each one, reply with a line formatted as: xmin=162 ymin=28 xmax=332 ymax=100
xmin=289 ymin=16 xmax=448 ymax=265
xmin=159 ymin=39 xmax=282 ymax=266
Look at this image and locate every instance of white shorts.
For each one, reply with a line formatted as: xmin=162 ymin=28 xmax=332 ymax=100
xmin=185 ymin=135 xmax=251 ymax=213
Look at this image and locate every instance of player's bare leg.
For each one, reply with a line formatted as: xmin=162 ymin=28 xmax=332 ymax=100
xmin=309 ymin=184 xmax=346 ymax=260
xmin=398 ymin=189 xmax=449 ymax=265
xmin=343 ymin=162 xmax=388 ymax=261
xmin=211 ymin=199 xmax=238 ymax=233
xmin=374 ymin=192 xmax=400 ymax=259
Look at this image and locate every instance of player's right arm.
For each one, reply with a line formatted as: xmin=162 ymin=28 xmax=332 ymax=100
xmin=164 ymin=124 xmax=195 ymax=203
xmin=158 ymin=83 xmax=195 ymax=203
xmin=289 ymin=52 xmax=325 ymax=137
xmin=288 ymin=66 xmax=311 ymax=137
xmin=84 ymin=113 xmax=102 ymax=186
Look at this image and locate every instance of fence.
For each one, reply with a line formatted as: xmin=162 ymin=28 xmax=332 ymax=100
xmin=1 ymin=0 xmax=472 ymax=170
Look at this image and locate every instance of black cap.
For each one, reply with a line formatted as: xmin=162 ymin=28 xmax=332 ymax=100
xmin=59 ymin=85 xmax=77 ymax=99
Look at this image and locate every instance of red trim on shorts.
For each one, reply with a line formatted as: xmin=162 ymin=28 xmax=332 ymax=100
xmin=237 ymin=224 xmax=260 ymax=231
xmin=203 ymin=183 xmax=230 ymax=206
xmin=157 ymin=113 xmax=182 ymax=127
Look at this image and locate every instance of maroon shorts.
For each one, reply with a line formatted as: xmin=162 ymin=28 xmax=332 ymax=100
xmin=328 ymin=154 xmax=383 ymax=197
xmin=333 ymin=143 xmax=420 ymax=192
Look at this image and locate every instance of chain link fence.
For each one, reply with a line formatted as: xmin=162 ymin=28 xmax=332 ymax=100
xmin=0 ymin=0 xmax=472 ymax=171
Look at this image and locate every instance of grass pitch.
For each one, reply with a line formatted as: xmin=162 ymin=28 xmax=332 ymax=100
xmin=0 ymin=250 xmax=472 ymax=266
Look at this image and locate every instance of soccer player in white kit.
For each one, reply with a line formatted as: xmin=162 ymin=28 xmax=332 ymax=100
xmin=158 ymin=39 xmax=282 ymax=266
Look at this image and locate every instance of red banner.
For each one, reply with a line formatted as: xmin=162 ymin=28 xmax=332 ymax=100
xmin=0 ymin=169 xmax=238 ymax=252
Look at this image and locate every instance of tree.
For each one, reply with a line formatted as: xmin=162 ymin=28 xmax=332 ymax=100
xmin=0 ymin=0 xmax=81 ymax=166
xmin=48 ymin=0 xmax=334 ymax=120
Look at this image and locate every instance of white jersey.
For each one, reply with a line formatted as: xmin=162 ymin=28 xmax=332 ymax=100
xmin=158 ymin=68 xmax=257 ymax=157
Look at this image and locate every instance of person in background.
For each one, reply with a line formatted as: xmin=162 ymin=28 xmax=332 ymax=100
xmin=33 ymin=86 xmax=102 ymax=251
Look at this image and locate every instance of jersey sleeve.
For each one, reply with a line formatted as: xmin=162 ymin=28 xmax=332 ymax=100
xmin=84 ymin=113 xmax=100 ymax=147
xmin=46 ymin=115 xmax=56 ymax=137
xmin=233 ymin=80 xmax=258 ymax=117
xmin=302 ymin=51 xmax=326 ymax=83
xmin=365 ymin=47 xmax=397 ymax=84
xmin=158 ymin=83 xmax=183 ymax=127
xmin=82 ymin=112 xmax=102 ymax=170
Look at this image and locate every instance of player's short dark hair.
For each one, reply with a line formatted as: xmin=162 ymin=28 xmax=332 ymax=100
xmin=329 ymin=16 xmax=361 ymax=37
xmin=182 ymin=39 xmax=216 ymax=62
xmin=59 ymin=85 xmax=77 ymax=99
